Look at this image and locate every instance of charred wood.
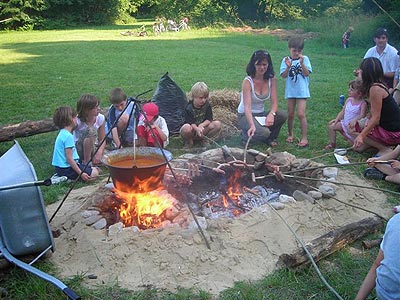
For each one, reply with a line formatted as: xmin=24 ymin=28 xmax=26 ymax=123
xmin=277 ymin=216 xmax=384 ymax=268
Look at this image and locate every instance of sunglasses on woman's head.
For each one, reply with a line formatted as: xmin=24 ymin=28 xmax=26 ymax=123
xmin=253 ymin=50 xmax=269 ymax=57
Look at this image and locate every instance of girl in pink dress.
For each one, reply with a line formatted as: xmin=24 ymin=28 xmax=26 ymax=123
xmin=324 ymin=79 xmax=367 ymax=149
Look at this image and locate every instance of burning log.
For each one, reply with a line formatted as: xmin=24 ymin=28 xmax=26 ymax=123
xmin=277 ymin=216 xmax=384 ymax=268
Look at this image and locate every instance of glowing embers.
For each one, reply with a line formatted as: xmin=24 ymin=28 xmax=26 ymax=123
xmin=198 ymin=169 xmax=280 ymax=219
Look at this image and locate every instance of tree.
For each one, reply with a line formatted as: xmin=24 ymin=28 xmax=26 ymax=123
xmin=0 ymin=0 xmax=47 ymax=30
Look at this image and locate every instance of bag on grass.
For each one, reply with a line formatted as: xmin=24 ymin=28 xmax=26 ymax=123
xmin=152 ymin=72 xmax=187 ymax=134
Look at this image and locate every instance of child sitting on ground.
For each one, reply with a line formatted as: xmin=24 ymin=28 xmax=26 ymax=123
xmin=74 ymin=94 xmax=106 ymax=165
xmin=180 ymin=82 xmax=222 ymax=148
xmin=105 ymin=87 xmax=137 ymax=148
xmin=324 ymin=79 xmax=367 ymax=149
xmin=364 ymin=145 xmax=400 ymax=190
xmin=52 ymin=106 xmax=100 ymax=182
xmin=137 ymin=102 xmax=169 ymax=148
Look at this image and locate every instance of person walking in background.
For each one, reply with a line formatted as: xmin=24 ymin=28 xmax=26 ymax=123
xmin=342 ymin=26 xmax=354 ymax=48
xmin=280 ymin=35 xmax=312 ymax=147
xmin=324 ymin=79 xmax=367 ymax=149
xmin=74 ymin=94 xmax=106 ymax=165
xmin=105 ymin=87 xmax=137 ymax=148
xmin=355 ymin=213 xmax=400 ymax=300
xmin=52 ymin=106 xmax=100 ymax=182
xmin=137 ymin=102 xmax=169 ymax=148
xmin=237 ymin=50 xmax=287 ymax=146
xmin=352 ymin=57 xmax=400 ymax=156
xmin=181 ymin=82 xmax=222 ymax=148
xmin=363 ymin=27 xmax=399 ymax=88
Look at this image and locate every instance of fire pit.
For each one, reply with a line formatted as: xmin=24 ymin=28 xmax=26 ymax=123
xmin=48 ymin=147 xmax=390 ymax=295
xmin=85 ymin=148 xmax=307 ymax=231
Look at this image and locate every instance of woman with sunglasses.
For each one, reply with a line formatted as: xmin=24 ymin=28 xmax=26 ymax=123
xmin=237 ymin=50 xmax=287 ymax=146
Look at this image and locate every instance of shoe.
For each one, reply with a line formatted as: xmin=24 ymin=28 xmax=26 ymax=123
xmin=363 ymin=168 xmax=386 ymax=180
xmin=50 ymin=174 xmax=68 ymax=184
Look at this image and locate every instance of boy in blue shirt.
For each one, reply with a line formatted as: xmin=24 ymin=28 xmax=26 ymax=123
xmin=105 ymin=87 xmax=137 ymax=148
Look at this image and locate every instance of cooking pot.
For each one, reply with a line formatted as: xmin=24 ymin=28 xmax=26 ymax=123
xmin=102 ymin=147 xmax=173 ymax=193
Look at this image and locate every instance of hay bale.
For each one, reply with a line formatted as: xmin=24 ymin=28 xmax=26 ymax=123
xmin=209 ymin=89 xmax=240 ymax=112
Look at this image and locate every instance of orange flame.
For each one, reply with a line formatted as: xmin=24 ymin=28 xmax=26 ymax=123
xmin=114 ymin=176 xmax=174 ymax=229
xmin=221 ymin=170 xmax=243 ymax=207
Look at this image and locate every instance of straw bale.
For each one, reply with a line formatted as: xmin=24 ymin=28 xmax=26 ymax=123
xmin=208 ymin=89 xmax=240 ymax=112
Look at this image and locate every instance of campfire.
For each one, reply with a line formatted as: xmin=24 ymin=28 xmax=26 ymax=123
xmin=82 ymin=147 xmax=330 ymax=232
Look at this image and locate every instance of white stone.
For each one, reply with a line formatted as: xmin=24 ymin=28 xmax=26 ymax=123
xmin=279 ymin=194 xmax=296 ymax=203
xmin=108 ymin=222 xmax=124 ymax=236
xmin=92 ymin=218 xmax=107 ymax=230
xmin=323 ymin=167 xmax=338 ymax=178
xmin=81 ymin=210 xmax=99 ymax=218
xmin=83 ymin=214 xmax=102 ymax=225
xmin=319 ymin=184 xmax=337 ymax=198
xmin=104 ymin=182 xmax=115 ymax=190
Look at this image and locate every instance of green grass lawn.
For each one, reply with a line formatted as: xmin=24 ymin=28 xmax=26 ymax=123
xmin=0 ymin=18 xmax=396 ymax=299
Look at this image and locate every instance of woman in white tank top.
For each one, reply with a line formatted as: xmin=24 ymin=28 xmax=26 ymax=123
xmin=237 ymin=50 xmax=287 ymax=146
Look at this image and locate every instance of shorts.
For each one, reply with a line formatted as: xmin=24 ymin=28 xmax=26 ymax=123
xmin=356 ymin=123 xmax=400 ymax=146
xmin=55 ymin=163 xmax=93 ymax=180
xmin=75 ymin=126 xmax=97 ymax=159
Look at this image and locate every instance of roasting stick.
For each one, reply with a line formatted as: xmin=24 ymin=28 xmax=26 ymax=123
xmin=201 ymin=135 xmax=238 ymax=161
xmin=243 ymin=187 xmax=344 ymax=300
xmin=253 ymin=172 xmax=400 ymax=195
xmin=253 ymin=160 xmax=392 ymax=180
xmin=243 ymin=135 xmax=252 ymax=164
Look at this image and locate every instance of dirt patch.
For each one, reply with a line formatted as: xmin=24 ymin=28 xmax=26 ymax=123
xmin=222 ymin=27 xmax=318 ymax=40
xmin=47 ymin=150 xmax=390 ymax=295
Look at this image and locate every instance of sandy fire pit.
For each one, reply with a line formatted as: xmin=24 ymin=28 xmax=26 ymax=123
xmin=47 ymin=148 xmax=391 ymax=294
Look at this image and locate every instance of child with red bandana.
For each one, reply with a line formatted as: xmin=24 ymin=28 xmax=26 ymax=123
xmin=137 ymin=102 xmax=169 ymax=148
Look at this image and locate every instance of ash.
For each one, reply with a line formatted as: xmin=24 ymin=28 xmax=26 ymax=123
xmin=197 ymin=185 xmax=280 ymax=220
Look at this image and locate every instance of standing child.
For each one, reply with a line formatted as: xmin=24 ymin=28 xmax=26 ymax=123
xmin=180 ymin=82 xmax=222 ymax=148
xmin=74 ymin=94 xmax=106 ymax=165
xmin=105 ymin=87 xmax=137 ymax=148
xmin=137 ymin=102 xmax=169 ymax=148
xmin=342 ymin=26 xmax=354 ymax=49
xmin=324 ymin=79 xmax=367 ymax=149
xmin=280 ymin=35 xmax=312 ymax=147
xmin=52 ymin=106 xmax=100 ymax=182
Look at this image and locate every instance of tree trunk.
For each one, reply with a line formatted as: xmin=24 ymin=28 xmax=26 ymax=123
xmin=0 ymin=119 xmax=58 ymax=142
xmin=277 ymin=216 xmax=385 ymax=268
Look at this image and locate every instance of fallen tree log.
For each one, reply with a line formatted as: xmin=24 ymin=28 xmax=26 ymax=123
xmin=0 ymin=107 xmax=112 ymax=142
xmin=0 ymin=119 xmax=58 ymax=142
xmin=277 ymin=216 xmax=385 ymax=268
